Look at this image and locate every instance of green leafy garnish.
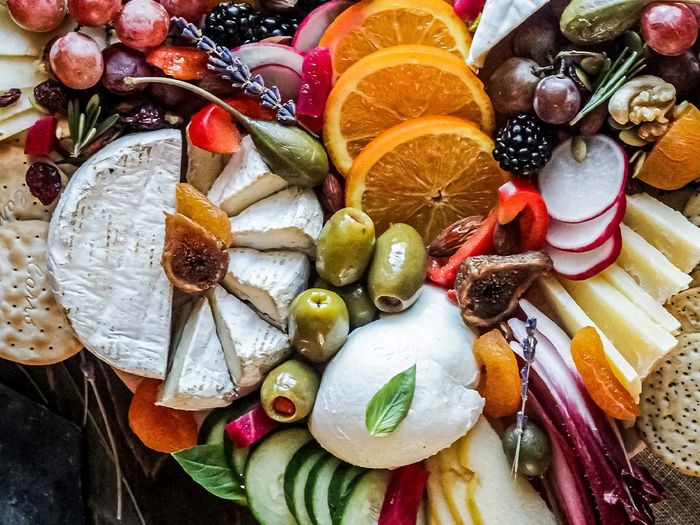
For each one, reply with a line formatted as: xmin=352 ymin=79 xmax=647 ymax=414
xmin=67 ymin=95 xmax=119 ymax=158
xmin=365 ymin=364 xmax=416 ymax=437
xmin=172 ymin=443 xmax=247 ymax=504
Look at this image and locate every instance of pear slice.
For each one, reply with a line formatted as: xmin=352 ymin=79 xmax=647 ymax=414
xmin=436 ymin=447 xmax=475 ymax=525
xmin=425 ymin=456 xmax=458 ymax=525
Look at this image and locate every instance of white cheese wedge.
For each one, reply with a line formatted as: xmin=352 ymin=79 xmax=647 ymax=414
xmin=468 ymin=0 xmax=548 ymax=67
xmin=48 ymin=130 xmax=181 ymax=379
xmin=624 ymin=193 xmax=700 ymax=273
xmin=561 ymin=275 xmax=678 ymax=379
xmin=0 ymin=56 xmax=48 ymax=90
xmin=223 ymin=247 xmax=310 ymax=329
xmin=0 ymin=109 xmax=43 ymax=141
xmin=616 ymin=223 xmax=691 ymax=302
xmin=229 ymin=186 xmax=323 ymax=254
xmin=537 ymin=275 xmax=641 ymax=401
xmin=209 ymin=285 xmax=291 ymax=393
xmin=208 ymin=135 xmax=288 ymax=216
xmin=601 ymin=264 xmax=680 ymax=334
xmin=185 ymin=123 xmax=227 ymax=194
xmin=158 ymin=296 xmax=235 ymax=410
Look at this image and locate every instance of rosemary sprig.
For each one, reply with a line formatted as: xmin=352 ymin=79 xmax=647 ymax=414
xmin=173 ymin=17 xmax=296 ymax=124
xmin=67 ymin=95 xmax=119 ymax=158
xmin=570 ymin=46 xmax=647 ymax=125
xmin=512 ymin=317 xmax=538 ymax=479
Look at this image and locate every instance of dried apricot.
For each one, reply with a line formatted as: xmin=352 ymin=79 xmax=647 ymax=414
xmin=571 ymin=326 xmax=639 ymax=420
xmin=472 ymin=329 xmax=521 ymax=418
xmin=162 ymin=213 xmax=229 ymax=294
xmin=146 ymin=46 xmax=209 ymax=80
xmin=176 ymin=183 xmax=233 ymax=246
xmin=128 ymin=379 xmax=198 ymax=453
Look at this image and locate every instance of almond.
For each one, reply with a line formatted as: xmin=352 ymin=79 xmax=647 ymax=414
xmin=318 ymin=173 xmax=344 ymax=218
xmin=428 ymin=215 xmax=483 ymax=258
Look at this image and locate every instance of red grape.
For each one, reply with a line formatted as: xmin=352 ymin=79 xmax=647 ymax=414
xmin=8 ymin=0 xmax=66 ymax=32
xmin=158 ymin=0 xmax=209 ymax=21
xmin=68 ymin=0 xmax=123 ymax=26
xmin=653 ymin=49 xmax=700 ymax=96
xmin=512 ymin=12 xmax=561 ymax=65
xmin=488 ymin=58 xmax=540 ymax=116
xmin=49 ymin=32 xmax=104 ymax=89
xmin=115 ymin=0 xmax=170 ymax=51
xmin=641 ymin=3 xmax=698 ymax=56
xmin=534 ymin=75 xmax=581 ymax=124
xmin=102 ymin=43 xmax=153 ymax=94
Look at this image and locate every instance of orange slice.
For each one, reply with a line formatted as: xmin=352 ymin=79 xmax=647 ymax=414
xmin=319 ymin=0 xmax=471 ymax=77
xmin=324 ymin=45 xmax=495 ymax=175
xmin=176 ymin=182 xmax=234 ymax=246
xmin=346 ymin=115 xmax=508 ymax=242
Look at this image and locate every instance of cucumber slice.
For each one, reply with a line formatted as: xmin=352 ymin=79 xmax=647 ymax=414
xmin=284 ymin=442 xmax=326 ymax=525
xmin=328 ymin=463 xmax=365 ymax=524
xmin=305 ymin=454 xmax=342 ymax=525
xmin=244 ymin=427 xmax=312 ymax=525
xmin=230 ymin=444 xmax=250 ymax=479
xmin=338 ymin=470 xmax=390 ymax=525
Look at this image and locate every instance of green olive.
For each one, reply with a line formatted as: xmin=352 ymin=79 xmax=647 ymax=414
xmin=312 ymin=278 xmax=377 ymax=330
xmin=260 ymin=360 xmax=320 ymax=423
xmin=316 ymin=207 xmax=375 ymax=287
xmin=501 ymin=422 xmax=552 ymax=477
xmin=368 ymin=223 xmax=427 ymax=312
xmin=289 ymin=288 xmax=349 ymax=363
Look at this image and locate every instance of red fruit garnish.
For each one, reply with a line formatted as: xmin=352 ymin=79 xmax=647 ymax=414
xmin=25 ymin=116 xmax=58 ymax=157
xmin=224 ymin=96 xmax=276 ymax=121
xmin=453 ymin=0 xmax=486 ymax=22
xmin=225 ymin=403 xmax=280 ymax=448
xmin=188 ymin=103 xmax=241 ymax=154
xmin=147 ymin=46 xmax=209 ymax=80
xmin=26 ymin=162 xmax=62 ymax=206
xmin=298 ymin=47 xmax=333 ymax=120
xmin=378 ymin=463 xmax=430 ymax=525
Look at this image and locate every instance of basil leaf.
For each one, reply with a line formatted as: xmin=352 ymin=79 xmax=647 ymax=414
xmin=172 ymin=443 xmax=246 ymax=503
xmin=365 ymin=364 xmax=417 ymax=437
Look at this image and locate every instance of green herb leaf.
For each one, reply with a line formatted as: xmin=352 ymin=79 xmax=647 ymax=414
xmin=172 ymin=443 xmax=247 ymax=503
xmin=66 ymin=95 xmax=119 ymax=158
xmin=365 ymin=364 xmax=416 ymax=437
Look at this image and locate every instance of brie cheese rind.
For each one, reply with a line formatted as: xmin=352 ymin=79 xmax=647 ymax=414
xmin=229 ymin=186 xmax=323 ymax=254
xmin=48 ymin=130 xmax=181 ymax=379
xmin=223 ymin=247 xmax=310 ymax=330
xmin=209 ymin=285 xmax=291 ymax=393
xmin=158 ymin=296 xmax=235 ymax=410
xmin=208 ymin=135 xmax=288 ymax=216
xmin=468 ymin=0 xmax=548 ymax=67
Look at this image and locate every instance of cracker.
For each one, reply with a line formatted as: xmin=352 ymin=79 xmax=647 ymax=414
xmin=666 ymin=287 xmax=700 ymax=333
xmin=0 ymin=142 xmax=55 ymax=226
xmin=0 ymin=220 xmax=82 ymax=365
xmin=637 ymin=333 xmax=700 ymax=476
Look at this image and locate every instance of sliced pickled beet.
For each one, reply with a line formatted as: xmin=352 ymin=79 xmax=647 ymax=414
xmin=146 ymin=46 xmax=209 ymax=80
xmin=25 ymin=162 xmax=62 ymax=205
xmin=225 ymin=403 xmax=280 ymax=448
xmin=297 ymin=47 xmax=332 ymax=120
xmin=188 ymin=103 xmax=241 ymax=154
xmin=25 ymin=116 xmax=58 ymax=157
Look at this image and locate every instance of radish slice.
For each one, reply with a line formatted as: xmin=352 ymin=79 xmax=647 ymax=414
xmin=545 ymin=226 xmax=622 ymax=280
xmin=298 ymin=47 xmax=332 ymax=119
xmin=232 ymin=43 xmax=304 ymax=99
xmin=538 ymin=135 xmax=627 ymax=223
xmin=292 ymin=0 xmax=354 ymax=51
xmin=546 ymin=196 xmax=626 ymax=252
xmin=250 ymin=64 xmax=301 ymax=101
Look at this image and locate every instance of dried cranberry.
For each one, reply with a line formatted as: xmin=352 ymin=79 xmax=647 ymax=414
xmin=33 ymin=80 xmax=68 ymax=113
xmin=26 ymin=162 xmax=62 ymax=206
xmin=120 ymin=102 xmax=166 ymax=131
xmin=0 ymin=89 xmax=21 ymax=108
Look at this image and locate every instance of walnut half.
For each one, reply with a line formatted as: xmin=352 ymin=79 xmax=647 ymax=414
xmin=608 ymin=75 xmax=676 ymax=127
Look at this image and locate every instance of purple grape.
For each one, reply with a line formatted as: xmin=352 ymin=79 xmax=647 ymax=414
xmin=534 ymin=75 xmax=581 ymax=124
xmin=653 ymin=50 xmax=700 ymax=96
xmin=488 ymin=58 xmax=540 ymax=116
xmin=102 ymin=43 xmax=153 ymax=94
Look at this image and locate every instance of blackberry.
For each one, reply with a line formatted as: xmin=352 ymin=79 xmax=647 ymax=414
xmin=492 ymin=114 xmax=552 ymax=176
xmin=204 ymin=2 xmax=300 ymax=48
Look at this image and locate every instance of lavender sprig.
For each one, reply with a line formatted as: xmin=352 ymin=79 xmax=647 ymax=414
xmin=512 ymin=317 xmax=538 ymax=479
xmin=173 ymin=17 xmax=297 ymax=124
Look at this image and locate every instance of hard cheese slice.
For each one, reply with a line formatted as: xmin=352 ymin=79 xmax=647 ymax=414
xmin=0 ymin=56 xmax=48 ymax=90
xmin=229 ymin=186 xmax=323 ymax=254
xmin=624 ymin=193 xmax=700 ymax=273
xmin=209 ymin=285 xmax=291 ymax=393
xmin=616 ymin=223 xmax=690 ymax=303
xmin=159 ymin=296 xmax=235 ymax=410
xmin=208 ymin=135 xmax=287 ymax=216
xmin=0 ymin=109 xmax=43 ymax=141
xmin=48 ymin=130 xmax=181 ymax=379
xmin=185 ymin=123 xmax=227 ymax=194
xmin=0 ymin=5 xmax=65 ymax=56
xmin=223 ymin=247 xmax=310 ymax=330
xmin=537 ymin=275 xmax=641 ymax=400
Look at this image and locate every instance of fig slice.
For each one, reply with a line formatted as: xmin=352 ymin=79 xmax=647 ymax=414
xmin=162 ymin=212 xmax=229 ymax=294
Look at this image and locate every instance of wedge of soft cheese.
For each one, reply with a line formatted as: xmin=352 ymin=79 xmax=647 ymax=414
xmin=223 ymin=247 xmax=310 ymax=329
xmin=209 ymin=285 xmax=291 ymax=393
xmin=185 ymin=123 xmax=227 ymax=194
xmin=158 ymin=296 xmax=235 ymax=410
xmin=616 ymin=224 xmax=691 ymax=302
xmin=468 ymin=0 xmax=548 ymax=67
xmin=624 ymin=193 xmax=700 ymax=273
xmin=230 ymin=186 xmax=323 ymax=254
xmin=208 ymin=135 xmax=288 ymax=216
xmin=48 ymin=130 xmax=181 ymax=379
xmin=561 ymin=275 xmax=678 ymax=379
xmin=537 ymin=275 xmax=641 ymax=400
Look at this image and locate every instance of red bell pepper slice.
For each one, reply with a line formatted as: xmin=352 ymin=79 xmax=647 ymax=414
xmin=427 ymin=210 xmax=497 ymax=288
xmin=378 ymin=462 xmax=430 ymax=525
xmin=496 ymin=178 xmax=548 ymax=252
xmin=225 ymin=403 xmax=279 ymax=448
xmin=188 ymin=103 xmax=241 ymax=154
xmin=146 ymin=46 xmax=209 ymax=80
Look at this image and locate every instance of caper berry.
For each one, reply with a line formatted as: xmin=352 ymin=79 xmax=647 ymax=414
xmin=501 ymin=422 xmax=552 ymax=477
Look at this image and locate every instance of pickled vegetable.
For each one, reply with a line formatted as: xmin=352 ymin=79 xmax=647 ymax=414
xmin=260 ymin=360 xmax=320 ymax=423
